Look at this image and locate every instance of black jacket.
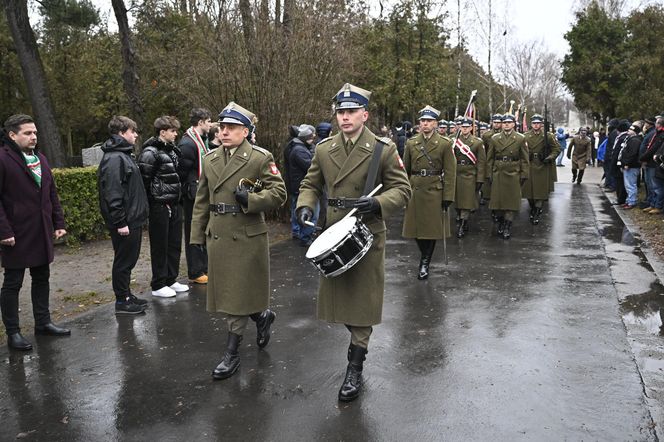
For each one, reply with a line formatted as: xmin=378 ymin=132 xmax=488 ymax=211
xmin=97 ymin=135 xmax=149 ymax=229
xmin=138 ymin=137 xmax=181 ymax=205
xmin=176 ymin=131 xmax=207 ymax=200
xmin=287 ymin=138 xmax=314 ymax=194
xmin=650 ymin=130 xmax=664 ymax=179
xmin=619 ymin=134 xmax=643 ymax=168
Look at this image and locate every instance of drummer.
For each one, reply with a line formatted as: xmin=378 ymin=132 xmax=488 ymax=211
xmin=296 ymin=83 xmax=411 ymax=402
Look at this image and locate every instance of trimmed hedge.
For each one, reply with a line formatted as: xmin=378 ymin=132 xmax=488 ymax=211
xmin=52 ymin=166 xmax=106 ymax=244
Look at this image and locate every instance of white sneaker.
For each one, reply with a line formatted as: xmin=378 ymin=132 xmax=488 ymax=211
xmin=170 ymin=282 xmax=190 ymax=293
xmin=152 ymin=286 xmax=177 ymax=298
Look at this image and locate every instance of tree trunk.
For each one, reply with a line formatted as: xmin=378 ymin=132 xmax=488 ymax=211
xmin=111 ymin=0 xmax=145 ymax=134
xmin=3 ymin=0 xmax=66 ymax=166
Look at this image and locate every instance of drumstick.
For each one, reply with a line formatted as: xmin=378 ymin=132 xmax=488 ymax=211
xmin=343 ymin=183 xmax=383 ymax=220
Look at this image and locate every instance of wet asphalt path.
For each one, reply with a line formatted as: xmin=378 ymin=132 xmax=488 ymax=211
xmin=0 ymin=176 xmax=661 ymax=441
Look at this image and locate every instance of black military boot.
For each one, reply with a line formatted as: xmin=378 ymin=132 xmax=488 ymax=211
xmin=456 ymin=219 xmax=466 ymax=238
xmin=502 ymin=220 xmax=512 ymax=240
xmin=577 ymin=169 xmax=585 ymax=184
xmin=497 ymin=216 xmax=505 ymax=236
xmin=572 ymin=169 xmax=577 ymax=182
xmin=338 ymin=344 xmax=368 ymax=402
xmin=250 ymin=309 xmax=276 ymax=348
xmin=532 ymin=208 xmax=543 ymax=225
xmin=213 ymin=332 xmax=242 ymax=380
xmin=418 ymin=256 xmax=430 ymax=280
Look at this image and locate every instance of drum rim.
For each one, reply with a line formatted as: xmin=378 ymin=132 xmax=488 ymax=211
xmin=305 ymin=216 xmax=359 ymax=259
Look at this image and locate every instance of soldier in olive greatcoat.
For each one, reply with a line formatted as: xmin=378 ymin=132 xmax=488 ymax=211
xmin=480 ymin=114 xmax=503 ymax=205
xmin=453 ymin=117 xmax=486 ymax=237
xmin=296 ymin=83 xmax=411 ymax=402
xmin=190 ymin=102 xmax=287 ymax=380
xmin=567 ymin=128 xmax=592 ymax=184
xmin=402 ymin=106 xmax=456 ymax=279
xmin=522 ymin=114 xmax=561 ymax=224
xmin=487 ymin=113 xmax=529 ymax=239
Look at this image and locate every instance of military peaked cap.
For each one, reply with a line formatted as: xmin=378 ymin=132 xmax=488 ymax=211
xmin=219 ymin=102 xmax=256 ymax=128
xmin=334 ymin=83 xmax=371 ymax=110
xmin=418 ymin=105 xmax=440 ymax=120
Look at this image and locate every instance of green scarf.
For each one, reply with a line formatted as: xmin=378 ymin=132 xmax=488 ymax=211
xmin=23 ymin=152 xmax=42 ymax=187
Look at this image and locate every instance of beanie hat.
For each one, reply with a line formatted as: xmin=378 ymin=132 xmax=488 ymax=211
xmin=618 ymin=120 xmax=631 ymax=132
xmin=297 ymin=124 xmax=315 ymax=141
xmin=316 ymin=122 xmax=332 ymax=139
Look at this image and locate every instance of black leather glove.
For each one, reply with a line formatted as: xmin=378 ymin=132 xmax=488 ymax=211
xmin=520 ymin=177 xmax=527 ymax=186
xmin=475 ymin=182 xmax=483 ymax=192
xmin=441 ymin=200 xmax=452 ymax=211
xmin=353 ymin=196 xmax=381 ymax=215
xmin=234 ymin=186 xmax=249 ymax=207
xmin=296 ymin=206 xmax=314 ymax=227
xmin=192 ymin=244 xmax=206 ymax=254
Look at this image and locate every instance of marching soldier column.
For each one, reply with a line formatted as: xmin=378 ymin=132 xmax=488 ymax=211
xmin=401 ymin=106 xmax=456 ymax=280
xmin=522 ymin=114 xmax=560 ymax=224
xmin=454 ymin=117 xmax=486 ymax=237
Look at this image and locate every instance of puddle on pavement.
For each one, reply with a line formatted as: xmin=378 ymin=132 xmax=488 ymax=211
xmin=620 ymin=283 xmax=664 ymax=335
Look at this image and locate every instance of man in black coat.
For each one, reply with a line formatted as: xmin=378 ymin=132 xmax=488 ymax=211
xmin=618 ymin=122 xmax=643 ymax=209
xmin=139 ymin=116 xmax=188 ymax=298
xmin=287 ymin=124 xmax=318 ymax=246
xmin=177 ymin=108 xmax=212 ymax=284
xmin=0 ymin=114 xmax=69 ymax=350
xmin=98 ymin=116 xmax=150 ymax=316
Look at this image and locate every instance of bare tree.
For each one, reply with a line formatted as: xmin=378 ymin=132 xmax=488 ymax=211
xmin=3 ymin=0 xmax=66 ymax=166
xmin=574 ymin=0 xmax=629 ymax=18
xmin=111 ymin=0 xmax=145 ymax=132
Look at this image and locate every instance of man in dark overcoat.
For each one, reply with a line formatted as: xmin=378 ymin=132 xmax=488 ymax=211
xmin=191 ymin=102 xmax=286 ymax=380
xmin=296 ymin=83 xmax=411 ymax=402
xmin=0 ymin=114 xmax=69 ymax=351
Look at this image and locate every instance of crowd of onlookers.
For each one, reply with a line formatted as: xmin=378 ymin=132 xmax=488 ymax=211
xmin=597 ymin=114 xmax=664 ymax=211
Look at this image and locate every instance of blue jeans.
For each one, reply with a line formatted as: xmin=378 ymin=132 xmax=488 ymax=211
xmin=653 ymin=174 xmax=664 ymax=209
xmin=556 ymin=147 xmax=566 ymax=165
xmin=291 ymin=193 xmax=319 ymax=242
xmin=290 ymin=195 xmax=300 ymax=238
xmin=644 ymin=167 xmax=657 ymax=207
xmin=623 ymin=168 xmax=639 ymax=206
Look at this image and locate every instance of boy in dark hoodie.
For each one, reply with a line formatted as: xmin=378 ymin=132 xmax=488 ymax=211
xmin=97 ymin=116 xmax=149 ymax=315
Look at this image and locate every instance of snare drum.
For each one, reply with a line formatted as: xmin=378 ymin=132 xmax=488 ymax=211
xmin=305 ymin=216 xmax=373 ymax=277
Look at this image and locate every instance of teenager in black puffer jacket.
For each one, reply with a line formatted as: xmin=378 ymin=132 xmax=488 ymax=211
xmin=138 ymin=116 xmax=188 ymax=298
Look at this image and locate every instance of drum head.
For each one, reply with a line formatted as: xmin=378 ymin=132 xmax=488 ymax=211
xmin=305 ymin=216 xmax=357 ymax=259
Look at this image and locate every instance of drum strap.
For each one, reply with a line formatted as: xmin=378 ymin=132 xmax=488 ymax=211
xmin=363 ymin=140 xmax=385 ymax=196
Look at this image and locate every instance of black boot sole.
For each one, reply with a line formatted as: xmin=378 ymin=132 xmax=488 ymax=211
xmin=257 ymin=312 xmax=276 ymax=349
xmin=213 ymin=362 xmax=240 ymax=380
xmin=338 ymin=392 xmax=360 ymax=402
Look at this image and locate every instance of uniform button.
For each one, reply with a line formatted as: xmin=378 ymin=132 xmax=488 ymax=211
xmin=415 ymin=186 xmax=419 ymax=190
xmin=333 ymin=208 xmax=338 ymax=213
xmin=232 ymin=235 xmax=237 ymax=240
xmin=214 ymin=235 xmax=219 ymax=239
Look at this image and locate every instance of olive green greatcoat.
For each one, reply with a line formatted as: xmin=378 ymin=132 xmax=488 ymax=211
xmin=522 ymin=130 xmax=561 ymax=200
xmin=481 ymin=129 xmax=497 ymax=198
xmin=487 ymin=131 xmax=529 ymax=211
xmin=401 ymin=132 xmax=456 ymax=239
xmin=191 ymin=140 xmax=286 ymax=315
xmin=567 ymin=135 xmax=592 ymax=170
xmin=297 ymin=127 xmax=411 ymax=327
xmin=454 ymin=133 xmax=486 ymax=210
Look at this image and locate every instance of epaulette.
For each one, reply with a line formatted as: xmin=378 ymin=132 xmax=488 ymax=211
xmin=251 ymin=145 xmax=271 ymax=156
xmin=316 ymin=136 xmax=333 ymax=146
xmin=203 ymin=149 xmax=216 ymax=157
xmin=375 ymin=135 xmax=392 ymax=145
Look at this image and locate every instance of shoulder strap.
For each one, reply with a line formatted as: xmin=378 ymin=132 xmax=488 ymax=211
xmin=363 ymin=140 xmax=385 ymax=196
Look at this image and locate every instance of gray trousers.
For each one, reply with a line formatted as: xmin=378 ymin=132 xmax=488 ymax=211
xmin=345 ymin=324 xmax=373 ymax=349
